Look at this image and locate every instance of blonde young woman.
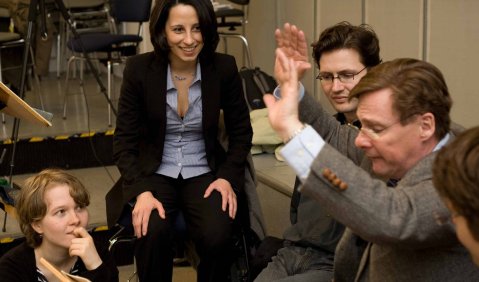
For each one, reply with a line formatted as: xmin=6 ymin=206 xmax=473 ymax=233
xmin=0 ymin=169 xmax=118 ymax=281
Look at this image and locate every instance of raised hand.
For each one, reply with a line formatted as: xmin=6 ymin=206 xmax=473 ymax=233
xmin=70 ymin=227 xmax=102 ymax=270
xmin=132 ymin=191 xmax=166 ymax=238
xmin=264 ymin=48 xmax=304 ymax=143
xmin=275 ymin=23 xmax=311 ymax=80
xmin=204 ymin=178 xmax=237 ymax=219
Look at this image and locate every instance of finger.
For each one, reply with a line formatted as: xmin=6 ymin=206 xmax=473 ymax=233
xmin=228 ymin=194 xmax=236 ymax=219
xmin=142 ymin=210 xmax=151 ymax=236
xmin=156 ymin=202 xmax=166 ymax=219
xmin=283 ymin=23 xmax=292 ymax=51
xmin=70 ymin=237 xmax=86 ymax=246
xmin=276 ymin=49 xmax=290 ymax=76
xmin=72 ymin=227 xmax=89 ymax=238
xmin=204 ymin=183 xmax=214 ymax=198
xmin=69 ymin=247 xmax=78 ymax=257
xmin=275 ymin=28 xmax=283 ymax=47
xmin=297 ymin=30 xmax=308 ymax=57
xmin=232 ymin=196 xmax=237 ymax=219
xmin=132 ymin=210 xmax=142 ymax=238
xmin=263 ymin=94 xmax=276 ymax=109
xmin=69 ymin=241 xmax=84 ymax=256
xmin=290 ymin=24 xmax=298 ymax=53
xmin=221 ymin=190 xmax=228 ymax=212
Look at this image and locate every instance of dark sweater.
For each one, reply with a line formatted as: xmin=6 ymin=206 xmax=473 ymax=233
xmin=0 ymin=241 xmax=119 ymax=281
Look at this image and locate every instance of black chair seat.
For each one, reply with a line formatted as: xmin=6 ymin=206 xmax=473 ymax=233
xmin=0 ymin=32 xmax=21 ymax=43
xmin=216 ymin=7 xmax=244 ymax=29
xmin=215 ymin=8 xmax=244 ymax=18
xmin=67 ymin=34 xmax=143 ymax=53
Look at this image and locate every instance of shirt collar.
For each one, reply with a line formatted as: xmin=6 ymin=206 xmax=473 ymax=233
xmin=433 ymin=133 xmax=450 ymax=152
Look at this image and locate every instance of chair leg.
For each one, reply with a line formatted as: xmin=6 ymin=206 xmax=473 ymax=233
xmin=219 ymin=33 xmax=253 ymax=68
xmin=80 ymin=58 xmax=84 ymax=83
xmin=0 ymin=51 xmax=5 ymax=124
xmin=2 ymin=210 xmax=7 ymax=232
xmin=63 ymin=56 xmax=76 ymax=119
xmin=56 ymin=33 xmax=61 ymax=78
xmin=108 ymin=60 xmax=112 ymax=127
xmin=29 ymin=47 xmax=45 ymax=110
xmin=126 ymin=254 xmax=138 ymax=282
xmin=222 ymin=36 xmax=228 ymax=54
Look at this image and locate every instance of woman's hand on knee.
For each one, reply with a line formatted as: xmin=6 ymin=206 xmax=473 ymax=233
xmin=204 ymin=178 xmax=237 ymax=219
xmin=132 ymin=191 xmax=166 ymax=238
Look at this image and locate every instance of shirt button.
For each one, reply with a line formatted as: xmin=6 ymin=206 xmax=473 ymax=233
xmin=178 ymin=163 xmax=182 ymax=166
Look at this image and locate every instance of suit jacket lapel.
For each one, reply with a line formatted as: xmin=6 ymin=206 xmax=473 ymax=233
xmin=200 ymin=59 xmax=220 ymax=133
xmin=146 ymin=57 xmax=168 ymax=146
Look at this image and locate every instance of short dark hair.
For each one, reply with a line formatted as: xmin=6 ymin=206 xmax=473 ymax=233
xmin=149 ymin=0 xmax=219 ymax=62
xmin=433 ymin=126 xmax=479 ymax=241
xmin=16 ymin=169 xmax=90 ymax=248
xmin=312 ymin=21 xmax=381 ymax=69
xmin=350 ymin=58 xmax=452 ymax=140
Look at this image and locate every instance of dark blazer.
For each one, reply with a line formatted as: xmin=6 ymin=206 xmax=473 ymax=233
xmin=106 ymin=52 xmax=253 ymax=227
xmin=297 ymin=92 xmax=479 ymax=281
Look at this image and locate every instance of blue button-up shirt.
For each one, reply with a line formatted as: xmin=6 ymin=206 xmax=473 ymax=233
xmin=156 ymin=63 xmax=211 ymax=179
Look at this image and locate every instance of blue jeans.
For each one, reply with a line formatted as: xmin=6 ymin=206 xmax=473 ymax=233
xmin=254 ymin=245 xmax=334 ymax=282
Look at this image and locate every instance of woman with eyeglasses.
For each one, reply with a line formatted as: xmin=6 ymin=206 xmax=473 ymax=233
xmin=0 ymin=169 xmax=118 ymax=281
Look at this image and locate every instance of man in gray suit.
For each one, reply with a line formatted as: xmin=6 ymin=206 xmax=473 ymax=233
xmin=263 ymin=23 xmax=479 ymax=281
xmin=255 ymin=22 xmax=380 ymax=282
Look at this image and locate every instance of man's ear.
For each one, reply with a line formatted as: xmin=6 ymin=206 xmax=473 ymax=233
xmin=418 ymin=112 xmax=435 ymax=140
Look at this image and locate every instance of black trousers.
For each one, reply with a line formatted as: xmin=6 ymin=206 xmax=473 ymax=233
xmin=134 ymin=172 xmax=234 ymax=282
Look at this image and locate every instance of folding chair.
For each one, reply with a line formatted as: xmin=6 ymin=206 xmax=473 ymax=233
xmin=62 ymin=0 xmax=151 ymax=126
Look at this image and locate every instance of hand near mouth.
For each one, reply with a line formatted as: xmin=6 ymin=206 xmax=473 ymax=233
xmin=69 ymin=227 xmax=102 ymax=270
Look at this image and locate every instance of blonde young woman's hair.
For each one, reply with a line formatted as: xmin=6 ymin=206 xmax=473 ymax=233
xmin=15 ymin=169 xmax=90 ymax=248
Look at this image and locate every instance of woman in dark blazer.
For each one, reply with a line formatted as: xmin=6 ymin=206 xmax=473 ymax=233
xmin=106 ymin=0 xmax=252 ymax=281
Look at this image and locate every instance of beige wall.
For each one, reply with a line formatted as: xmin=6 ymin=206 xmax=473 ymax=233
xmin=230 ymin=0 xmax=478 ymax=128
xmin=140 ymin=0 xmax=478 ymax=128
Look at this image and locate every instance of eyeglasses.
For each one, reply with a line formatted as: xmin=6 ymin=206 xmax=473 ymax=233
xmin=347 ymin=118 xmax=405 ymax=140
xmin=316 ymin=66 xmax=367 ymax=84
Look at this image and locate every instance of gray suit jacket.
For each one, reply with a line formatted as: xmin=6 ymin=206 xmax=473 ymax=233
xmin=297 ymin=93 xmax=479 ymax=281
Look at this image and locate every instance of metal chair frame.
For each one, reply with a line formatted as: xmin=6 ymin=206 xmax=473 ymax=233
xmin=215 ymin=0 xmax=252 ymax=67
xmin=0 ymin=34 xmax=44 ymax=124
xmin=56 ymin=0 xmax=109 ymax=78
xmin=62 ymin=0 xmax=150 ymax=126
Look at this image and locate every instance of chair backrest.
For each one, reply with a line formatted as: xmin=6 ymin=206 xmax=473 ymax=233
xmin=110 ymin=0 xmax=152 ymax=23
xmin=63 ymin=0 xmax=105 ymax=9
xmin=227 ymin=0 xmax=250 ymax=5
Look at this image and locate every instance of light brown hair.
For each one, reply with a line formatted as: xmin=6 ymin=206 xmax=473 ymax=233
xmin=15 ymin=169 xmax=90 ymax=248
xmin=433 ymin=126 xmax=479 ymax=240
xmin=350 ymin=58 xmax=452 ymax=140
